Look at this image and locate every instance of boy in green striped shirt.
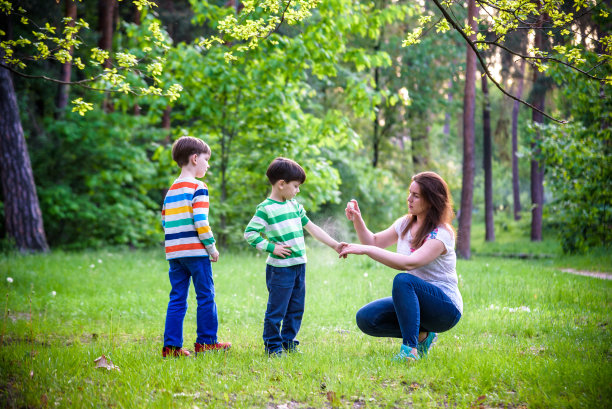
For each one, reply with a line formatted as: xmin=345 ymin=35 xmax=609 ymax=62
xmin=244 ymin=157 xmax=346 ymax=356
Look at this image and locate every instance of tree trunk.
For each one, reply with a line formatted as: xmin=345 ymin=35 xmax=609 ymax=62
xmin=411 ymin=118 xmax=430 ymax=172
xmin=133 ymin=4 xmax=142 ymax=116
xmin=511 ymin=59 xmax=525 ymax=220
xmin=482 ymin=74 xmax=495 ymax=241
xmin=530 ymin=21 xmax=546 ymax=242
xmin=98 ymin=0 xmax=116 ymax=67
xmin=0 ymin=65 xmax=49 ymax=252
xmin=372 ymin=66 xmax=380 ymax=168
xmin=456 ymin=0 xmax=478 ymax=259
xmin=162 ymin=105 xmax=171 ymax=141
xmin=98 ymin=0 xmax=117 ymax=112
xmin=55 ymin=0 xmax=77 ymax=117
xmin=443 ymin=78 xmax=453 ymax=137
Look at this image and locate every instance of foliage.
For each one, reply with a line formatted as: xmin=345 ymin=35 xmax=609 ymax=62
xmin=533 ymin=121 xmax=611 ymax=253
xmin=157 ymin=0 xmax=421 ymax=246
xmin=531 ymin=56 xmax=612 ymax=253
xmin=0 ymin=240 xmax=610 ymax=407
xmin=0 ymin=1 xmax=182 ymax=114
xmin=30 ymin=109 xmax=169 ymax=248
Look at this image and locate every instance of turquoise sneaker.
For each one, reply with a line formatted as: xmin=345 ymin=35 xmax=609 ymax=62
xmin=417 ymin=332 xmax=437 ymax=357
xmin=392 ymin=344 xmax=419 ymax=362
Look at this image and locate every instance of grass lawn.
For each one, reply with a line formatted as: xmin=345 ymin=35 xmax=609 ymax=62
xmin=0 ymin=226 xmax=610 ymax=408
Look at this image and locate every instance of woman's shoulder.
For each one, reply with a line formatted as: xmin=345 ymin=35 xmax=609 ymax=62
xmin=393 ymin=215 xmax=410 ymax=232
xmin=431 ymin=224 xmax=455 ymax=243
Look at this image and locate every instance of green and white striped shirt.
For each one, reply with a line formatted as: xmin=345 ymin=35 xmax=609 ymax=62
xmin=244 ymin=198 xmax=310 ymax=267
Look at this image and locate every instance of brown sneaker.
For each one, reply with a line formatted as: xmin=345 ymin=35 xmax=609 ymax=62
xmin=162 ymin=346 xmax=191 ymax=358
xmin=194 ymin=342 xmax=232 ymax=356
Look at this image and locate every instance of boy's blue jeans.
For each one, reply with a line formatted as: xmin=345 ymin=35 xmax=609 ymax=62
xmin=263 ymin=264 xmax=305 ymax=354
xmin=356 ymin=273 xmax=461 ymax=349
xmin=164 ymin=256 xmax=218 ymax=347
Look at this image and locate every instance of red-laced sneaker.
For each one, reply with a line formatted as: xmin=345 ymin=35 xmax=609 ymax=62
xmin=162 ymin=346 xmax=191 ymax=358
xmin=194 ymin=342 xmax=232 ymax=356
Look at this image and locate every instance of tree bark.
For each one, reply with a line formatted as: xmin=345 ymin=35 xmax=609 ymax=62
xmin=443 ymin=78 xmax=453 ymax=137
xmin=530 ymin=19 xmax=546 ymax=242
xmin=511 ymin=59 xmax=525 ymax=220
xmin=456 ymin=0 xmax=478 ymax=259
xmin=373 ymin=66 xmax=380 ymax=168
xmin=98 ymin=0 xmax=116 ymax=68
xmin=55 ymin=0 xmax=77 ymax=117
xmin=411 ymin=118 xmax=430 ymax=172
xmin=98 ymin=0 xmax=117 ymax=112
xmin=482 ymin=74 xmax=495 ymax=241
xmin=0 ymin=65 xmax=49 ymax=252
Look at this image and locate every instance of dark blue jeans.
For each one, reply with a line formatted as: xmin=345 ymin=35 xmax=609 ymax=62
xmin=263 ymin=264 xmax=306 ymax=353
xmin=164 ymin=257 xmax=218 ymax=347
xmin=356 ymin=273 xmax=461 ymax=349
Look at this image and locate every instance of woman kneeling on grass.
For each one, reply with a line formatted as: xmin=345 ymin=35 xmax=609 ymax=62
xmin=340 ymin=171 xmax=463 ymax=361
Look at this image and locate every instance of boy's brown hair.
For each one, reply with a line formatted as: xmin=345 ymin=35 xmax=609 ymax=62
xmin=266 ymin=157 xmax=306 ymax=185
xmin=172 ymin=136 xmax=211 ymax=167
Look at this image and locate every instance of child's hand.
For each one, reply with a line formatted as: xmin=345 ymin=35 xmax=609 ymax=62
xmin=273 ymin=243 xmax=292 ymax=258
xmin=210 ymin=251 xmax=219 ymax=262
xmin=345 ymin=199 xmax=360 ymax=221
xmin=338 ymin=243 xmax=367 ymax=258
xmin=336 ymin=242 xmax=349 ymax=258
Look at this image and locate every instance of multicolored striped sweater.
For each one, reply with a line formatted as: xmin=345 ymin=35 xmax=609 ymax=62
xmin=162 ymin=177 xmax=217 ymax=260
xmin=244 ymin=198 xmax=310 ymax=267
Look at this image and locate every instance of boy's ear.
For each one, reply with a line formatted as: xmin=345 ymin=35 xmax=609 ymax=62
xmin=190 ymin=153 xmax=198 ymax=164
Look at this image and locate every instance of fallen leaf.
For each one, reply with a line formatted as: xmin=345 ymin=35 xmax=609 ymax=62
xmin=326 ymin=391 xmax=340 ymax=407
xmin=94 ymin=355 xmax=120 ymax=371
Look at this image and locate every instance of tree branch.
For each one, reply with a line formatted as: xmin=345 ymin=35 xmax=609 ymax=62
xmin=263 ymin=0 xmax=293 ymax=39
xmin=0 ymin=62 xmax=148 ymax=95
xmin=428 ymin=0 xmax=567 ymax=123
xmin=475 ymin=40 xmax=607 ymax=81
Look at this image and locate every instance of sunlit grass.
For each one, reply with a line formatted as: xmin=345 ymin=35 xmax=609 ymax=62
xmin=0 ymin=231 xmax=610 ymax=408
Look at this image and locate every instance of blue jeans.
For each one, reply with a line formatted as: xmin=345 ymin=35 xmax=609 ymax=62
xmin=356 ymin=273 xmax=461 ymax=348
xmin=263 ymin=264 xmax=306 ymax=353
xmin=164 ymin=257 xmax=218 ymax=347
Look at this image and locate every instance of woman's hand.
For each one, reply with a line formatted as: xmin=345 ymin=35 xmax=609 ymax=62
xmin=338 ymin=243 xmax=369 ymax=258
xmin=345 ymin=199 xmax=361 ymax=221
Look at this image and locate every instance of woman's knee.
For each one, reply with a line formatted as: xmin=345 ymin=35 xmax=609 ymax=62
xmin=392 ymin=272 xmax=417 ymax=293
xmin=355 ymin=306 xmax=375 ymax=334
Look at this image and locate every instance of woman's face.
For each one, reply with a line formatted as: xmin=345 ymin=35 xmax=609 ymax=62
xmin=407 ymin=182 xmax=429 ymax=217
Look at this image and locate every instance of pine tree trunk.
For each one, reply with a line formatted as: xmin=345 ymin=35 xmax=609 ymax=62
xmin=0 ymin=66 xmax=49 ymax=252
xmin=482 ymin=75 xmax=495 ymax=241
xmin=98 ymin=0 xmax=117 ymax=112
xmin=55 ymin=0 xmax=77 ymax=117
xmin=456 ymin=0 xmax=478 ymax=259
xmin=511 ymin=59 xmax=525 ymax=220
xmin=411 ymin=119 xmax=430 ymax=172
xmin=530 ymin=21 xmax=546 ymax=242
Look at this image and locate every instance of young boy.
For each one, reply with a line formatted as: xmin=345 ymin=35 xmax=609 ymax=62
xmin=161 ymin=136 xmax=231 ymax=357
xmin=244 ymin=157 xmax=345 ymax=356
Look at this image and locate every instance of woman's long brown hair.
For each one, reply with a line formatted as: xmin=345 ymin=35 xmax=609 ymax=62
xmin=401 ymin=171 xmax=455 ymax=249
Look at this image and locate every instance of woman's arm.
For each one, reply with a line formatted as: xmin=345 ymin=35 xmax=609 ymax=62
xmin=339 ymin=238 xmax=446 ymax=271
xmin=346 ymin=200 xmax=398 ymax=248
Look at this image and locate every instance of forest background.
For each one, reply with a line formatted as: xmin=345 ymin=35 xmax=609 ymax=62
xmin=0 ymin=0 xmax=610 ymax=257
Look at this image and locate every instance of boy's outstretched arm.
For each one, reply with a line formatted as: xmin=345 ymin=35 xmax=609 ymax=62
xmin=304 ymin=221 xmax=346 ymax=253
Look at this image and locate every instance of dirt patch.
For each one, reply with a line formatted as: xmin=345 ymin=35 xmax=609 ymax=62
xmin=560 ymin=269 xmax=612 ymax=280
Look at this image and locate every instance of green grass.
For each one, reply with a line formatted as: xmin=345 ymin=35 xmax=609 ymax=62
xmin=0 ymin=231 xmax=610 ymax=408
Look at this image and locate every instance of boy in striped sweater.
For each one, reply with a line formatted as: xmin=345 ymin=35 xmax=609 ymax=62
xmin=244 ymin=157 xmax=346 ymax=356
xmin=161 ymin=136 xmax=231 ymax=357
